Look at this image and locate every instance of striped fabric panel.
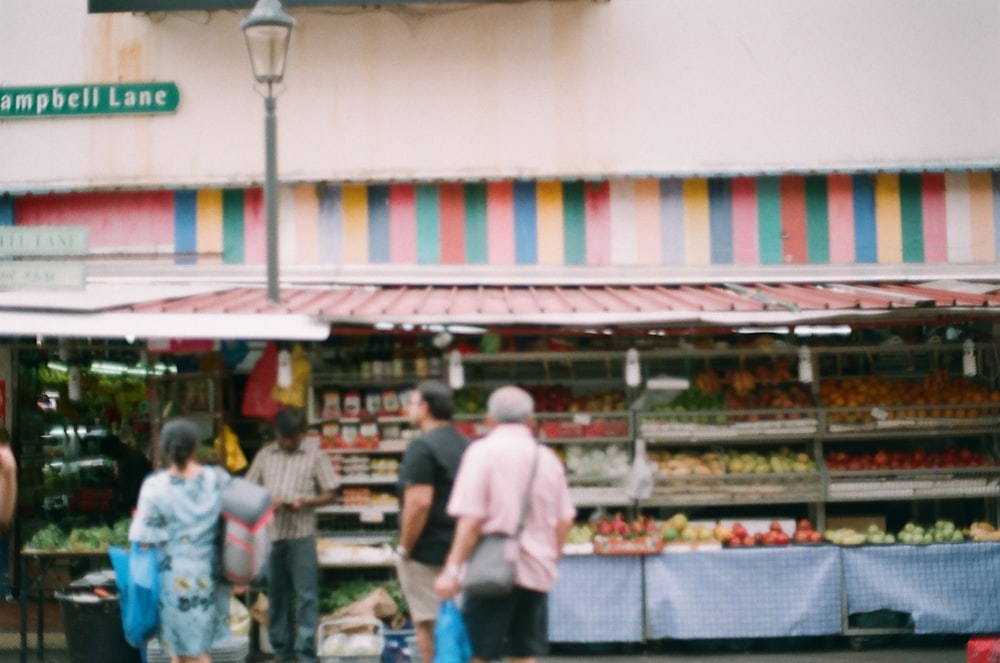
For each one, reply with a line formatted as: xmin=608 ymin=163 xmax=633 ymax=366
xmin=368 ymin=185 xmax=391 ymax=264
xmin=438 ymin=183 xmax=465 ymax=265
xmin=16 ymin=191 xmax=174 ymax=252
xmin=562 ymin=180 xmax=586 ymax=265
xmin=609 ymin=179 xmax=637 ymax=265
xmin=16 ymin=173 xmax=1000 ymax=269
xmin=780 ymin=176 xmax=807 ymax=264
xmin=659 ymin=179 xmax=685 ymax=266
xmin=222 ymin=189 xmax=245 ymax=265
xmin=875 ymin=173 xmax=903 ymax=264
xmin=342 ymin=185 xmax=369 ymax=265
xmin=804 ymin=176 xmax=830 ymax=264
xmin=415 ymin=184 xmax=440 ymax=264
xmin=944 ymin=172 xmax=972 ymax=263
xmin=0 ymin=195 xmax=12 ymax=227
xmin=513 ymin=181 xmax=538 ymax=265
xmin=634 ymin=178 xmax=661 ymax=265
xmin=921 ymin=173 xmax=948 ymax=263
xmin=899 ymin=173 xmax=924 ymax=264
xmin=731 ymin=178 xmax=758 ymax=265
xmin=708 ymin=178 xmax=733 ymax=265
xmin=292 ymin=185 xmax=319 ymax=265
xmin=757 ymin=177 xmax=782 ymax=265
xmin=195 ymin=190 xmax=223 ymax=265
xmin=389 ymin=184 xmax=417 ymax=264
xmin=585 ymin=181 xmax=611 ymax=265
xmin=684 ymin=178 xmax=711 ymax=266
xmin=827 ymin=175 xmax=855 ymax=264
xmin=852 ymin=175 xmax=877 ymax=263
xmin=464 ymin=183 xmax=488 ymax=264
xmin=174 ymin=191 xmax=197 ymax=265
xmin=487 ymin=181 xmax=515 ymax=265
xmin=317 ymin=185 xmax=343 ymax=264
xmin=536 ymin=181 xmax=564 ymax=266
xmin=968 ymin=172 xmax=995 ymax=264
xmin=993 ymin=174 xmax=1000 ymax=265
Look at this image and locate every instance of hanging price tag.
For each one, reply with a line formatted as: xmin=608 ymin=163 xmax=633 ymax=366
xmin=359 ymin=509 xmax=386 ymax=524
xmin=870 ymin=407 xmax=888 ymax=421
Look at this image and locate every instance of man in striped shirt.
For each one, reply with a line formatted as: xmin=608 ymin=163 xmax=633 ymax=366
xmin=246 ymin=407 xmax=339 ymax=663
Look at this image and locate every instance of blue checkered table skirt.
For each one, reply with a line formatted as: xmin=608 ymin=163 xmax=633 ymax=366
xmin=547 ymin=542 xmax=1000 ymax=643
xmin=644 ymin=545 xmax=843 ymax=639
xmin=841 ymin=541 xmax=1000 ymax=634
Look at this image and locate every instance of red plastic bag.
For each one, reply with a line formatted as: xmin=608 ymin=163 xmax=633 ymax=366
xmin=240 ymin=342 xmax=283 ymax=422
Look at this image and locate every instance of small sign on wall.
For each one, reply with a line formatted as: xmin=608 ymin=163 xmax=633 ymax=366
xmin=0 ymin=83 xmax=179 ymax=119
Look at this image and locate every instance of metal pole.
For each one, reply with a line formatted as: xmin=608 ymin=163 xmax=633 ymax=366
xmin=264 ymin=89 xmax=280 ymax=304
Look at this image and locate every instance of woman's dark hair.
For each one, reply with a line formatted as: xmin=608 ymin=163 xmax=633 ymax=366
xmin=275 ymin=407 xmax=306 ymax=438
xmin=159 ymin=419 xmax=201 ymax=469
xmin=415 ymin=380 xmax=455 ymax=421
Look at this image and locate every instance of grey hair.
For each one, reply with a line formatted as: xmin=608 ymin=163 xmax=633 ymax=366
xmin=160 ymin=418 xmax=201 ymax=469
xmin=487 ymin=385 xmax=535 ymax=423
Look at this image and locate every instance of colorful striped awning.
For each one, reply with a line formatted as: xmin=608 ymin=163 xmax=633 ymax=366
xmin=120 ymin=281 xmax=1000 ymax=330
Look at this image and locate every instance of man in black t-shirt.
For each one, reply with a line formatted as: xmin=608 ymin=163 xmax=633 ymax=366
xmin=98 ymin=434 xmax=152 ymax=518
xmin=395 ymin=380 xmax=469 ymax=663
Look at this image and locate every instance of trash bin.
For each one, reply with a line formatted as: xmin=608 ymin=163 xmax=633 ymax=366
xmin=56 ymin=588 xmax=142 ymax=663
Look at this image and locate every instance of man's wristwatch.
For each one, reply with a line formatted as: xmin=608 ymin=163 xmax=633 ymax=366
xmin=394 ymin=544 xmax=409 ymax=559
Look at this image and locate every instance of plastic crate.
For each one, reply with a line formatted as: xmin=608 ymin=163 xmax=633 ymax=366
xmin=317 ymin=617 xmax=385 ymax=663
xmin=381 ymin=628 xmax=417 ymax=663
xmin=145 ymin=635 xmax=249 ymax=663
xmin=968 ymin=636 xmax=1000 ymax=663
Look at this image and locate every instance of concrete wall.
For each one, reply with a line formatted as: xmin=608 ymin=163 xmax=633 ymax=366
xmin=1 ymin=0 xmax=999 ymax=192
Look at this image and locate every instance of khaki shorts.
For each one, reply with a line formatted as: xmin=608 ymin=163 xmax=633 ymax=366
xmin=395 ymin=557 xmax=442 ymax=622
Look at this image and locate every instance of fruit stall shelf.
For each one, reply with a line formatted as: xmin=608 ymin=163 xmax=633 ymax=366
xmin=638 ymin=409 xmax=822 ymax=444
xmin=648 ymin=472 xmax=824 ymax=506
xmin=825 ymin=467 xmax=1000 ymax=501
xmin=568 ymin=486 xmax=632 ymax=507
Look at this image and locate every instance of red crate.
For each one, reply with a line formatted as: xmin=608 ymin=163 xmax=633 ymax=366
xmin=968 ymin=636 xmax=1000 ymax=663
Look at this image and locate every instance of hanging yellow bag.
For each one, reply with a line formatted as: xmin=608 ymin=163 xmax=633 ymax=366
xmin=214 ymin=424 xmax=248 ymax=473
xmin=271 ymin=343 xmax=311 ymax=409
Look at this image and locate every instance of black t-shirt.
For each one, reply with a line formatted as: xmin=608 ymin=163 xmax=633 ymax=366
xmin=117 ymin=446 xmax=152 ymax=516
xmin=397 ymin=425 xmax=469 ymax=565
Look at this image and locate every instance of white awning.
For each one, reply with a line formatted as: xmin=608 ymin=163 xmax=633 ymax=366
xmin=0 ymin=311 xmax=330 ymax=341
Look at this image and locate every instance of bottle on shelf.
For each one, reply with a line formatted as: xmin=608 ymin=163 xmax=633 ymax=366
xmin=391 ymin=340 xmax=406 ymax=379
xmin=360 ymin=338 xmax=374 ymax=381
xmin=414 ymin=340 xmax=429 ymax=379
xmin=428 ymin=340 xmax=443 ymax=378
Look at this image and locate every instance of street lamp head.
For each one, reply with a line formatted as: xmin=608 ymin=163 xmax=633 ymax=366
xmin=241 ymin=0 xmax=296 ymax=86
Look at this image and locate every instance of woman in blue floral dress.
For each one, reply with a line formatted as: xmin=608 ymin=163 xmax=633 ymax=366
xmin=129 ymin=419 xmax=231 ymax=663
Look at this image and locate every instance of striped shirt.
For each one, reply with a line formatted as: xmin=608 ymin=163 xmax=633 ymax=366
xmin=245 ymin=437 xmax=338 ymax=540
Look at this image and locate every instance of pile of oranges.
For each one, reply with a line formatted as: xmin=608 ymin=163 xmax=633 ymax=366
xmin=820 ymin=369 xmax=1000 ymax=424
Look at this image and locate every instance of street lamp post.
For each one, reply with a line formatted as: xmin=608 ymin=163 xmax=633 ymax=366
xmin=241 ymin=0 xmax=295 ymax=304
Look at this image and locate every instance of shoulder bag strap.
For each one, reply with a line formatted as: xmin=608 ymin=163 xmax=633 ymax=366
xmin=513 ymin=443 xmax=540 ymax=540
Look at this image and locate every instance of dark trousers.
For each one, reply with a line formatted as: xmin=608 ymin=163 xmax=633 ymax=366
xmin=268 ymin=537 xmax=319 ymax=662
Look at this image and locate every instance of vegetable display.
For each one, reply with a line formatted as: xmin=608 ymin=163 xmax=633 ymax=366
xmin=25 ymin=518 xmax=131 ymax=552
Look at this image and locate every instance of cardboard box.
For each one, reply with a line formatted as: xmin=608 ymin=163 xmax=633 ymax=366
xmin=827 ymin=515 xmax=887 ymax=532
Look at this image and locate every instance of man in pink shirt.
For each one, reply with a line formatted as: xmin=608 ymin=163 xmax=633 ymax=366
xmin=434 ymin=385 xmax=576 ymax=663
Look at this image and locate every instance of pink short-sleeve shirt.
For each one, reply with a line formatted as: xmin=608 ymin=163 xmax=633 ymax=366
xmin=447 ymin=423 xmax=576 ymax=592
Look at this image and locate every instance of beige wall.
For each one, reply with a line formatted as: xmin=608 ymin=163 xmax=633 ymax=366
xmin=1 ymin=0 xmax=999 ymax=192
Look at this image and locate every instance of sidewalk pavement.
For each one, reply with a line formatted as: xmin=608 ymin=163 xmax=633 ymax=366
xmin=0 ymin=635 xmax=972 ymax=663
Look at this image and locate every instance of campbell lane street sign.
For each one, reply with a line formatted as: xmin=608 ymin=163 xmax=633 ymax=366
xmin=0 ymin=82 xmax=179 ymax=119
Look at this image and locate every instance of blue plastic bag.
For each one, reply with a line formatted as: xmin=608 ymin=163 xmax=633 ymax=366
xmin=433 ymin=600 xmax=471 ymax=663
xmin=108 ymin=543 xmax=160 ymax=648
